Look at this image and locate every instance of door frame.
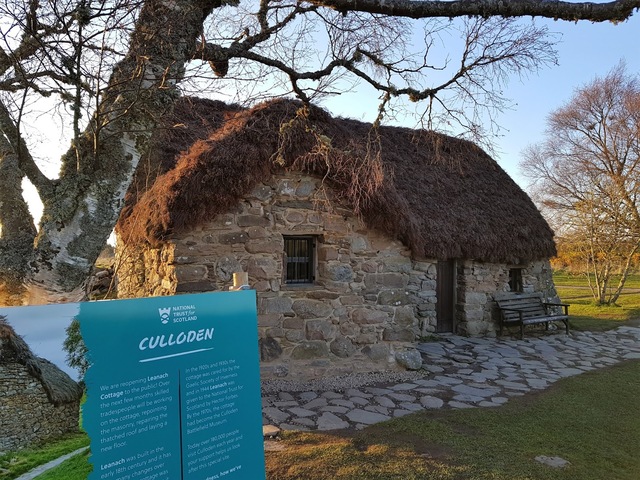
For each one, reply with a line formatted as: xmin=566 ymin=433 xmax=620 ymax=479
xmin=436 ymin=259 xmax=457 ymax=333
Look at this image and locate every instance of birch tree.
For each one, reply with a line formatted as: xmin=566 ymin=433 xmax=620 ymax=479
xmin=0 ymin=0 xmax=638 ymax=306
xmin=522 ymin=64 xmax=640 ymax=305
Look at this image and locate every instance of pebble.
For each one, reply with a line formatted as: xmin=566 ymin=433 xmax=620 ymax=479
xmin=262 ymin=327 xmax=640 ymax=432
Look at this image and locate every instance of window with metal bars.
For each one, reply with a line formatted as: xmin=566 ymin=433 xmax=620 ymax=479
xmin=509 ymin=268 xmax=523 ymax=292
xmin=284 ymin=236 xmax=315 ymax=284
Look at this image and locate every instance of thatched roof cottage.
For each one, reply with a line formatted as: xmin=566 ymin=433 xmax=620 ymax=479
xmin=0 ymin=317 xmax=82 ymax=452
xmin=115 ymin=98 xmax=558 ymax=378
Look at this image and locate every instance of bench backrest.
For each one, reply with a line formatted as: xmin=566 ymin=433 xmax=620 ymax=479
xmin=495 ymin=293 xmax=546 ymax=321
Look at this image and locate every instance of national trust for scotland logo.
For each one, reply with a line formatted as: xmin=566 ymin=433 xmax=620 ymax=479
xmin=158 ymin=307 xmax=171 ymax=324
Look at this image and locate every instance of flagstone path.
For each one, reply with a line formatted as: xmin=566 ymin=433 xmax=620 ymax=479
xmin=261 ymin=327 xmax=640 ymax=432
xmin=15 ymin=327 xmax=640 ymax=478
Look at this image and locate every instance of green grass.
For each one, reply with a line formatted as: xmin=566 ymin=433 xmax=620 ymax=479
xmin=0 ymin=433 xmax=89 ymax=480
xmin=36 ymin=449 xmax=92 ymax=480
xmin=266 ymin=360 xmax=640 ymax=479
xmin=552 ymin=271 xmax=640 ymax=288
xmin=553 ymin=272 xmax=640 ymax=332
xmin=22 ymin=362 xmax=640 ymax=480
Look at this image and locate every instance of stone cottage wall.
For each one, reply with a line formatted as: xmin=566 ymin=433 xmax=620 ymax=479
xmin=117 ymin=173 xmax=440 ymax=378
xmin=0 ymin=344 xmax=80 ymax=452
xmin=116 ymin=172 xmax=561 ymax=377
xmin=456 ymin=259 xmax=558 ymax=336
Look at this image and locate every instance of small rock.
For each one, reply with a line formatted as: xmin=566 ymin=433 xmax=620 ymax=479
xmin=535 ymin=456 xmax=571 ymax=468
xmin=395 ymin=348 xmax=423 ymax=370
xmin=346 ymin=408 xmax=391 ymax=425
xmin=420 ymin=396 xmax=444 ymax=409
xmin=263 ymin=425 xmax=280 ymax=438
xmin=450 ymin=354 xmax=473 ymax=363
xmin=317 ymin=412 xmax=350 ymax=430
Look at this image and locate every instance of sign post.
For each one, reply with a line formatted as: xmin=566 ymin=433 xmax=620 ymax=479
xmin=80 ymin=290 xmax=265 ymax=480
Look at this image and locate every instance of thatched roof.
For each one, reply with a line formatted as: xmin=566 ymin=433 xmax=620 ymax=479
xmin=0 ymin=316 xmax=83 ymax=406
xmin=117 ymin=97 xmax=556 ymax=263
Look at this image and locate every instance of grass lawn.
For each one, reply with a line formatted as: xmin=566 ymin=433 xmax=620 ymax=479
xmin=6 ymin=271 xmax=636 ymax=479
xmin=0 ymin=433 xmax=89 ymax=480
xmin=552 ymin=272 xmax=640 ymax=289
xmin=553 ymin=272 xmax=640 ymax=332
xmin=265 ymin=360 xmax=640 ymax=480
xmin=28 ymin=361 xmax=640 ymax=480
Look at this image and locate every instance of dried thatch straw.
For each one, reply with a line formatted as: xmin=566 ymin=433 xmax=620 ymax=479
xmin=0 ymin=316 xmax=82 ymax=406
xmin=117 ymin=97 xmax=555 ymax=263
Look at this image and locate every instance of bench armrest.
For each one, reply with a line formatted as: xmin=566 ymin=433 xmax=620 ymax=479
xmin=543 ymin=302 xmax=569 ymax=315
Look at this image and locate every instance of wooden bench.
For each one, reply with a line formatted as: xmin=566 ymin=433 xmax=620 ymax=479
xmin=495 ymin=292 xmax=570 ymax=338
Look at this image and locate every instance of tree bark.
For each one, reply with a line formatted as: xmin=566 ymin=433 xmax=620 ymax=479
xmin=25 ymin=0 xmax=222 ymax=303
xmin=2 ymin=0 xmax=639 ymax=305
xmin=0 ymin=98 xmax=38 ymax=305
xmin=312 ymin=0 xmax=640 ymax=22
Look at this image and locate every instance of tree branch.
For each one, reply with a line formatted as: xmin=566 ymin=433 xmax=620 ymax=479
xmin=0 ymin=99 xmax=53 ymax=198
xmin=309 ymin=0 xmax=640 ymax=23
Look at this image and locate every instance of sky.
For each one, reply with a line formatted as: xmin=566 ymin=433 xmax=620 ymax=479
xmin=21 ymin=11 xmax=640 ymax=222
xmin=6 ymin=9 xmax=640 ymax=377
xmin=1 ymin=303 xmax=80 ymax=379
xmin=494 ymin=15 xmax=640 ymax=187
xmin=322 ymin=14 xmax=640 ymax=189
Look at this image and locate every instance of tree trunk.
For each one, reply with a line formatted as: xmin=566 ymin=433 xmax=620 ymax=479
xmin=0 ymin=155 xmax=37 ymax=305
xmin=0 ymin=101 xmax=38 ymax=305
xmin=20 ymin=0 xmax=222 ymax=304
xmin=608 ymin=243 xmax=639 ymax=305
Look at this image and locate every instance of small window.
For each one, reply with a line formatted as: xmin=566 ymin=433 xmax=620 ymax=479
xmin=509 ymin=268 xmax=523 ymax=292
xmin=284 ymin=236 xmax=315 ymax=284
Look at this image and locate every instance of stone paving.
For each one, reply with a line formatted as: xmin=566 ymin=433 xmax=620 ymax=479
xmin=262 ymin=327 xmax=640 ymax=432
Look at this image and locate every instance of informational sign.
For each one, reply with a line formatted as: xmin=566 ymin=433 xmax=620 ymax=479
xmin=79 ymin=290 xmax=265 ymax=480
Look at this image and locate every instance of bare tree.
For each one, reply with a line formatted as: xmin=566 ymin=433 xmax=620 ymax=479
xmin=521 ymin=63 xmax=640 ymax=305
xmin=0 ymin=0 xmax=639 ymax=306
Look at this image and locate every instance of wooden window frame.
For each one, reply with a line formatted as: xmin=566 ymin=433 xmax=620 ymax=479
xmin=509 ymin=267 xmax=523 ymax=293
xmin=283 ymin=236 xmax=316 ymax=284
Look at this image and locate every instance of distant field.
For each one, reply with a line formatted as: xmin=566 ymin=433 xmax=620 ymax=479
xmin=553 ymin=271 xmax=640 ymax=331
xmin=553 ymin=271 xmax=640 ymax=289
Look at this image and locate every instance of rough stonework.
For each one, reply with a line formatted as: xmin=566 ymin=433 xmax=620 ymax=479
xmin=117 ymin=173 xmax=558 ymax=379
xmin=115 ymin=98 xmax=560 ymax=380
xmin=456 ymin=260 xmax=558 ymax=336
xmin=0 ymin=319 xmax=82 ymax=452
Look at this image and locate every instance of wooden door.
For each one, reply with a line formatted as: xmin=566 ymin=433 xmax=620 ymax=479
xmin=436 ymin=260 xmax=456 ymax=333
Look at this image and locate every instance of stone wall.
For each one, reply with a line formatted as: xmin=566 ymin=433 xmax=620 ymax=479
xmin=0 ymin=345 xmax=80 ymax=452
xmin=118 ymin=173 xmax=438 ymax=378
xmin=456 ymin=259 xmax=559 ymax=336
xmin=116 ymin=172 xmax=559 ymax=378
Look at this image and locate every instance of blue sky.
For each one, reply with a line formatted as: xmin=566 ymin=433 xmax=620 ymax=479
xmin=22 ymin=12 xmax=640 ymax=220
xmin=322 ymin=14 xmax=640 ymax=189
xmin=496 ymin=15 xmax=640 ymax=187
xmin=1 ymin=303 xmax=80 ymax=379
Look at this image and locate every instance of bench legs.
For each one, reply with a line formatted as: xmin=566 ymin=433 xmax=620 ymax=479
xmin=502 ymin=320 xmax=569 ymax=338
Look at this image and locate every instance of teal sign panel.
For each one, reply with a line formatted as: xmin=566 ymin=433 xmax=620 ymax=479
xmin=80 ymin=291 xmax=265 ymax=480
